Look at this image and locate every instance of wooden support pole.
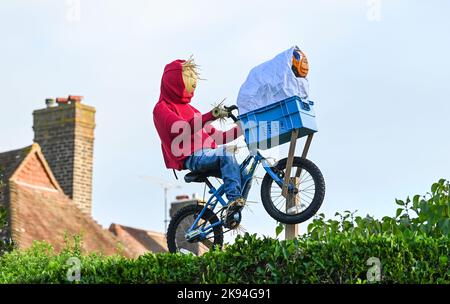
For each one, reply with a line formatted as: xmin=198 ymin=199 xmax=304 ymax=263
xmin=284 ymin=129 xmax=299 ymax=240
xmin=295 ymin=133 xmax=314 ymax=178
xmin=285 ymin=177 xmax=300 ymax=240
xmin=284 ymin=132 xmax=314 ymax=240
xmin=282 ymin=129 xmax=299 ymax=198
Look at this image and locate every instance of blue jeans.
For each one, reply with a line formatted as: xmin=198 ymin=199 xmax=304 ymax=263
xmin=184 ymin=146 xmax=242 ymax=202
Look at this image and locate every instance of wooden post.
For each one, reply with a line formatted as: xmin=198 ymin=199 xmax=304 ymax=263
xmin=295 ymin=133 xmax=314 ymax=178
xmin=284 ymin=132 xmax=314 ymax=240
xmin=282 ymin=129 xmax=299 ymax=198
xmin=284 ymin=129 xmax=298 ymax=240
xmin=285 ymin=177 xmax=300 ymax=239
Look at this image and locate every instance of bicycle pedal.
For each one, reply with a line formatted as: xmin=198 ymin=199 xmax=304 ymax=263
xmin=223 ymin=207 xmax=242 ymax=229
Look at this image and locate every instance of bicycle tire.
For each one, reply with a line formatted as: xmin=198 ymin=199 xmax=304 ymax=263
xmin=260 ymin=157 xmax=325 ymax=224
xmin=167 ymin=204 xmax=223 ymax=254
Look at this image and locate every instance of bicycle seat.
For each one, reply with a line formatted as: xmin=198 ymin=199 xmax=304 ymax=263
xmin=184 ymin=168 xmax=222 ymax=183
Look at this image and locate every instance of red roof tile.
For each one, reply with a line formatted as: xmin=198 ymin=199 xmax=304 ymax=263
xmin=109 ymin=223 xmax=168 ymax=255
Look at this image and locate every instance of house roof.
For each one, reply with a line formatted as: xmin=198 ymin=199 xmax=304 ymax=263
xmin=8 ymin=182 xmax=136 ymax=256
xmin=5 ymin=144 xmax=62 ymax=192
xmin=109 ymin=223 xmax=168 ymax=255
xmin=0 ymin=145 xmax=32 ymax=186
xmin=1 ymin=144 xmax=137 ymax=257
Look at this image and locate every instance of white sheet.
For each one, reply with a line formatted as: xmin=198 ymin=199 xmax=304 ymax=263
xmin=237 ymin=45 xmax=309 ymax=114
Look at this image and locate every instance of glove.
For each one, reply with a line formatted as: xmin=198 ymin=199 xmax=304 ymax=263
xmin=211 ymin=105 xmax=229 ymax=119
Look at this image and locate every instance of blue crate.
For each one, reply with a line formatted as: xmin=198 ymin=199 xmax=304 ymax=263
xmin=237 ymin=96 xmax=318 ymax=150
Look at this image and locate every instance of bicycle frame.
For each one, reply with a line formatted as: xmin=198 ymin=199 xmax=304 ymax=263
xmin=185 ymin=150 xmax=292 ymax=241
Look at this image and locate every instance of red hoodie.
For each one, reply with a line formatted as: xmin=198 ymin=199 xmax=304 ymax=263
xmin=153 ymin=59 xmax=241 ymax=170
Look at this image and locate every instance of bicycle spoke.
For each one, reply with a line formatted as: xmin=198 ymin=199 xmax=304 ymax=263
xmin=299 ymin=197 xmax=313 ymax=206
xmin=298 ymin=196 xmax=312 ymax=205
xmin=298 ymin=190 xmax=312 ymax=199
xmin=266 ymin=163 xmax=319 ymax=215
xmin=272 ymin=195 xmax=284 ymax=205
xmin=300 ymin=170 xmax=307 ymax=179
xmin=276 ymin=200 xmax=286 ymax=209
xmin=174 ymin=210 xmax=219 ymax=255
xmin=298 ymin=199 xmax=312 ymax=207
xmin=301 ymin=190 xmax=316 ymax=196
xmin=301 ymin=185 xmax=315 ymax=191
xmin=299 ymin=183 xmax=315 ymax=191
xmin=300 ymin=176 xmax=312 ymax=184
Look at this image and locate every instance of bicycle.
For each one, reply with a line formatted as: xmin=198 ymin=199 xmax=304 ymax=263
xmin=167 ymin=105 xmax=325 ymax=254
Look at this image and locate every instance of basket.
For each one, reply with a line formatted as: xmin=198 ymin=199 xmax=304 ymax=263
xmin=237 ymin=96 xmax=317 ymax=150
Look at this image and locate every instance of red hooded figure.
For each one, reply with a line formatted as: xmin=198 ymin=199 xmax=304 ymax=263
xmin=153 ymin=59 xmax=241 ymax=171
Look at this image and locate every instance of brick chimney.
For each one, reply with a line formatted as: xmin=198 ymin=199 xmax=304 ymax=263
xmin=32 ymin=96 xmax=95 ymax=214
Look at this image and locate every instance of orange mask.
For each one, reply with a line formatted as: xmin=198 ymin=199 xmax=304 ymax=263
xmin=292 ymin=49 xmax=309 ymax=78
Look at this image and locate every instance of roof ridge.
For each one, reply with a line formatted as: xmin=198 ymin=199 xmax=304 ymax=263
xmin=0 ymin=144 xmax=34 ymax=184
xmin=109 ymin=222 xmax=164 ymax=236
xmin=7 ymin=143 xmax=64 ymax=193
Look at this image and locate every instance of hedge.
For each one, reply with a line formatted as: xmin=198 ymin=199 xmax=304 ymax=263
xmin=0 ymin=179 xmax=449 ymax=284
xmin=0 ymin=232 xmax=449 ymax=284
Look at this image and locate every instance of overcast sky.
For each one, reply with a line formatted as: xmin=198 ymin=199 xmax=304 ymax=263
xmin=1 ymin=0 xmax=449 ymax=240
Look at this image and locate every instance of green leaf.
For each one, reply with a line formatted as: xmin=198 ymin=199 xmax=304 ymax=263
xmin=395 ymin=199 xmax=405 ymax=206
xmin=440 ymin=218 xmax=450 ymax=235
xmin=396 ymin=208 xmax=403 ymax=218
xmin=431 ymin=183 xmax=439 ymax=193
xmin=275 ymin=223 xmax=284 ymax=237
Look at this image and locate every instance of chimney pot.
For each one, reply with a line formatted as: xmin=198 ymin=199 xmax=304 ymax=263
xmin=68 ymin=95 xmax=84 ymax=103
xmin=56 ymin=97 xmax=69 ymax=105
xmin=45 ymin=98 xmax=56 ymax=108
xmin=175 ymin=195 xmax=190 ymax=200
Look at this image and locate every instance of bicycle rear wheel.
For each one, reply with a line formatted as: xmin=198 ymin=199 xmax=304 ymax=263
xmin=260 ymin=157 xmax=325 ymax=224
xmin=167 ymin=204 xmax=223 ymax=254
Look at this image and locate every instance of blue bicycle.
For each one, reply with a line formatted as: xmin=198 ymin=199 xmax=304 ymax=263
xmin=167 ymin=105 xmax=325 ymax=254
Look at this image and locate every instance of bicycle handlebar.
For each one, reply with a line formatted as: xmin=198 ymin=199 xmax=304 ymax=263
xmin=224 ymin=105 xmax=239 ymax=122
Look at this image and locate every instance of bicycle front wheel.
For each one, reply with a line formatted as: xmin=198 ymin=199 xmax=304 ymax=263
xmin=261 ymin=157 xmax=325 ymax=224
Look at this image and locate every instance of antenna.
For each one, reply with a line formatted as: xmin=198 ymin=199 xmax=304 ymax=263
xmin=140 ymin=175 xmax=182 ymax=232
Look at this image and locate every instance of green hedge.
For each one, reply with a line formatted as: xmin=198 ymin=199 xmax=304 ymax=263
xmin=0 ymin=179 xmax=449 ymax=284
xmin=0 ymin=233 xmax=448 ymax=284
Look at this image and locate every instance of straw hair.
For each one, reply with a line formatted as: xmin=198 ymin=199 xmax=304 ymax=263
xmin=182 ymin=55 xmax=202 ymax=79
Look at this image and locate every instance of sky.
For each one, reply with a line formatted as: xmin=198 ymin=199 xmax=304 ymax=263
xmin=1 ymin=0 xmax=449 ymax=241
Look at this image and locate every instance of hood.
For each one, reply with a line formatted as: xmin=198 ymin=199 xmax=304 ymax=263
xmin=158 ymin=59 xmax=194 ymax=104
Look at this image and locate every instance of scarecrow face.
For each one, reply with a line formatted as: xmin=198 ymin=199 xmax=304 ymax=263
xmin=182 ymin=64 xmax=198 ymax=94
